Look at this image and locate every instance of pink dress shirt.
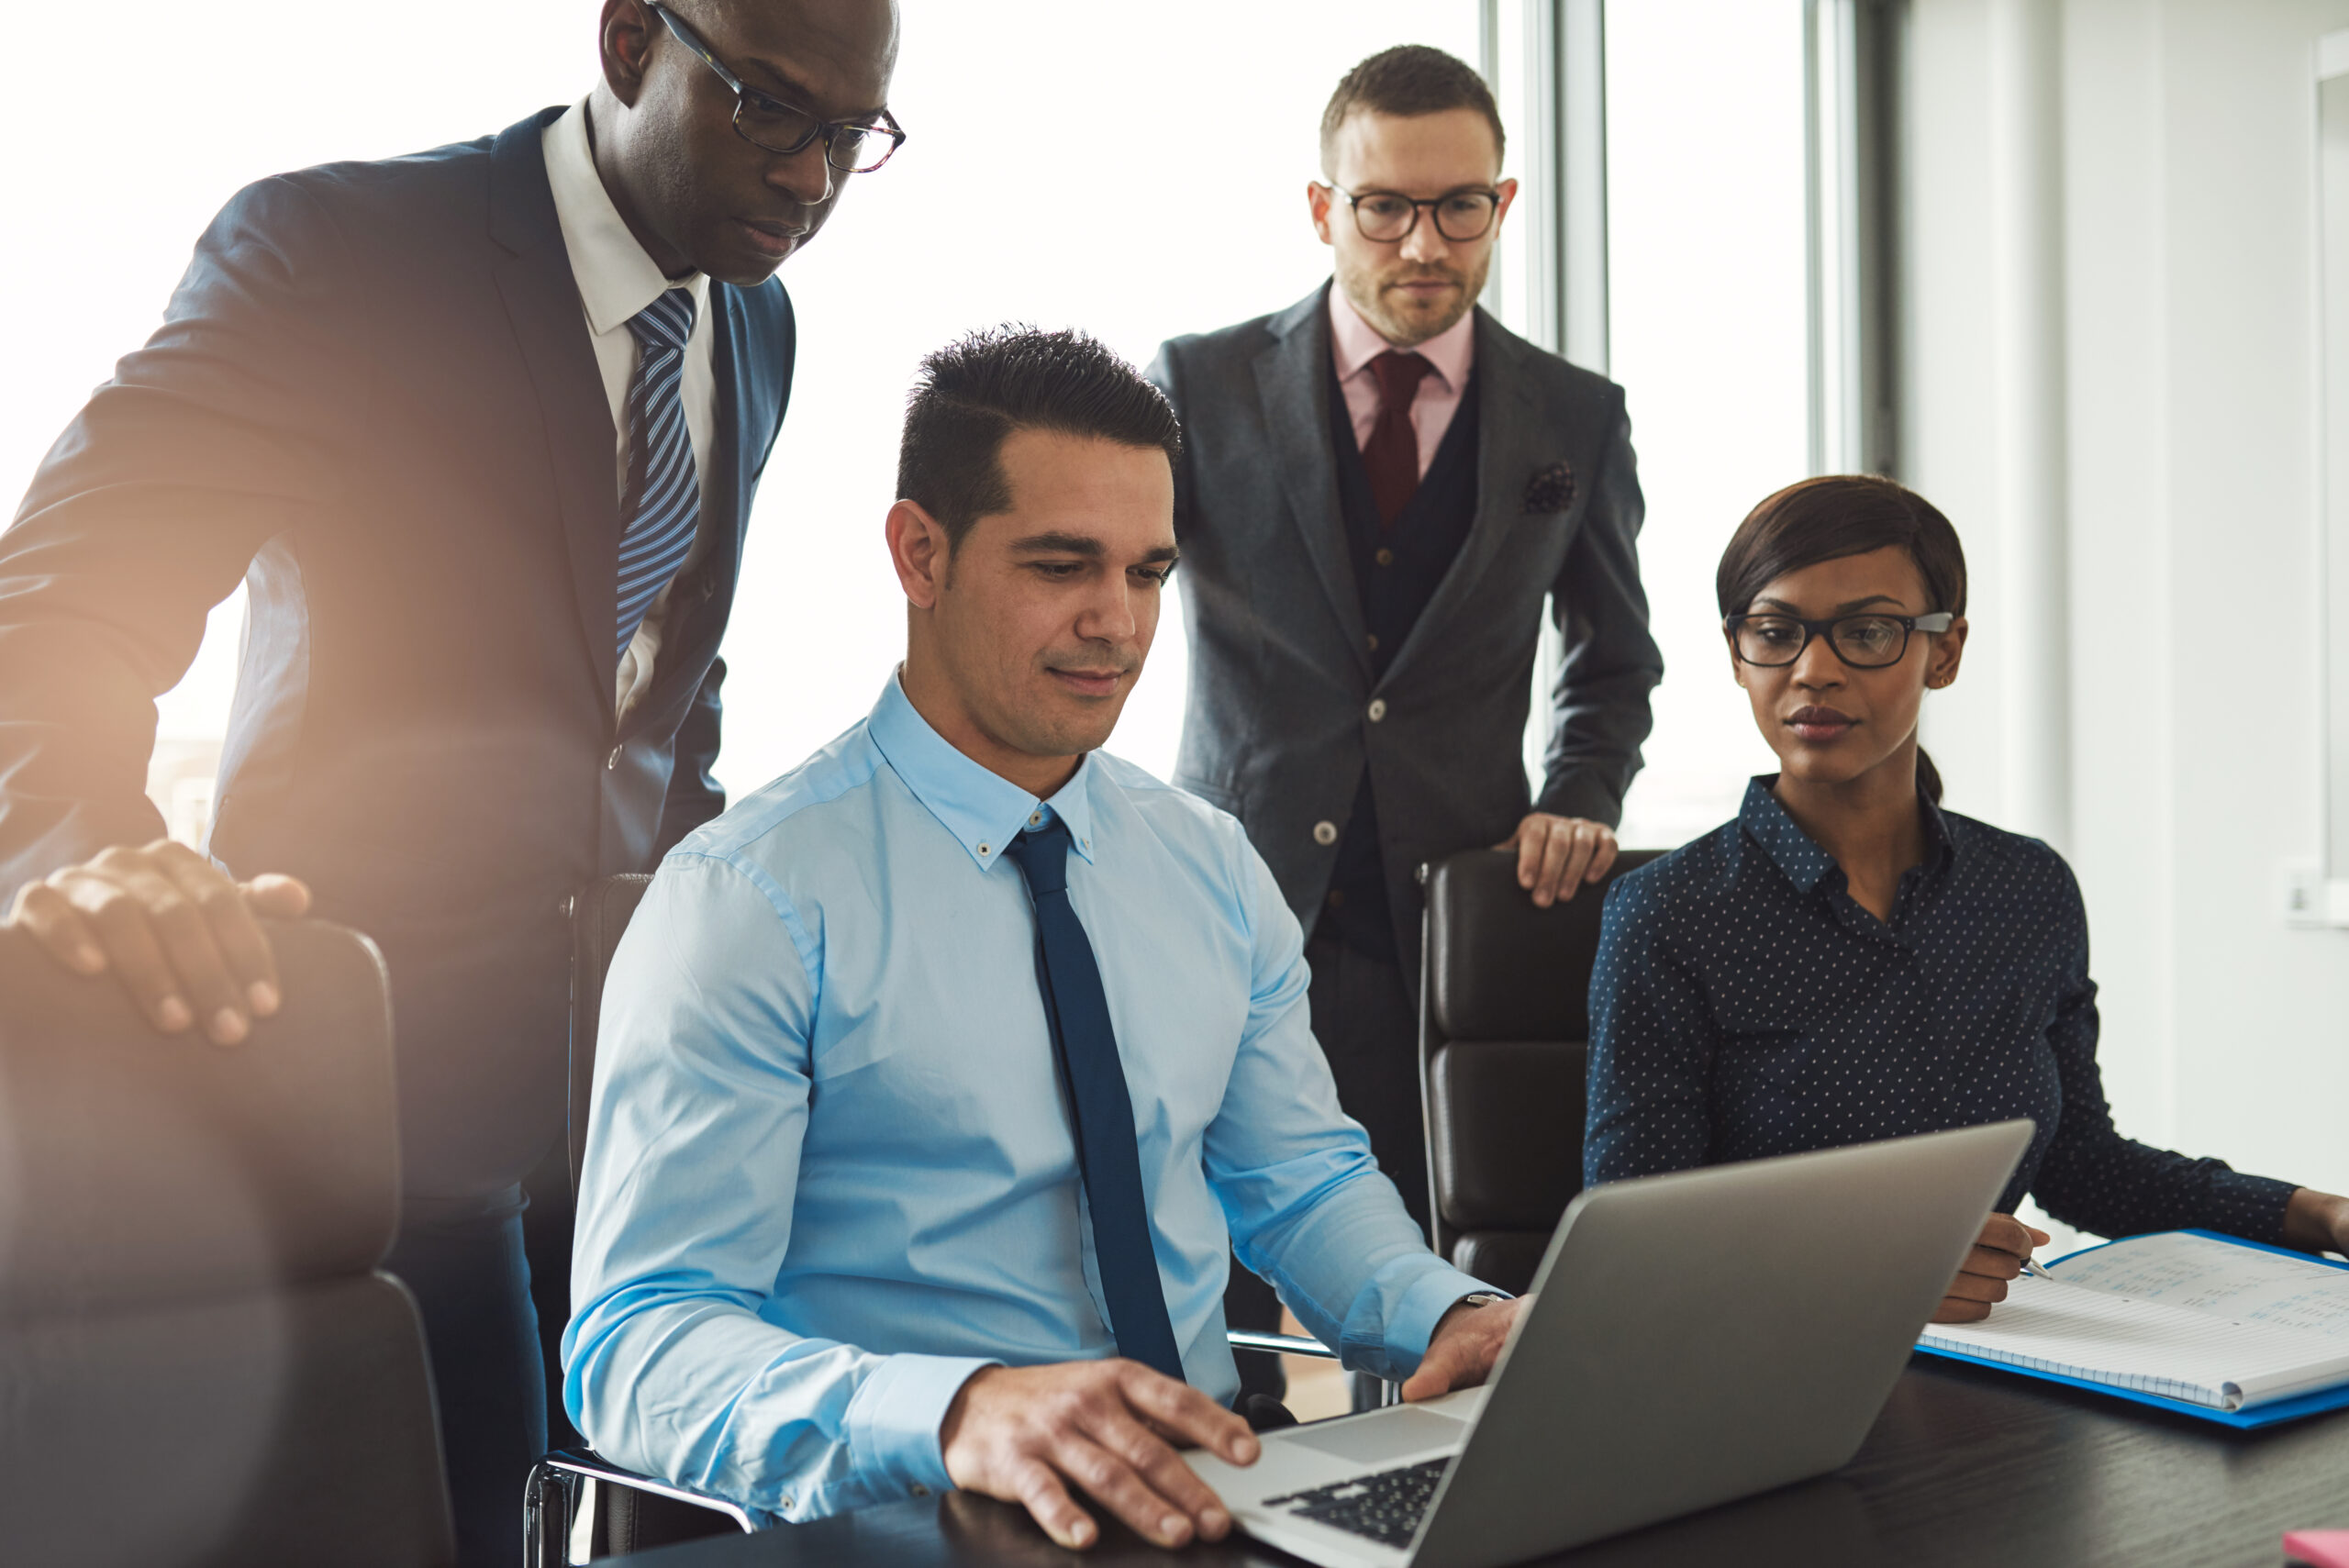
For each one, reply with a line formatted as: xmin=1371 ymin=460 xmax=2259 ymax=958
xmin=1328 ymin=287 xmax=1477 ymax=480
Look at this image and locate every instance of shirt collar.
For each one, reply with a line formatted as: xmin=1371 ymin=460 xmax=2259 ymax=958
xmin=1739 ymin=774 xmax=1960 ymax=895
xmin=542 ymin=98 xmax=711 ymax=338
xmin=865 ymin=673 xmax=1101 ymax=872
xmin=1327 ymin=284 xmax=1476 ymax=393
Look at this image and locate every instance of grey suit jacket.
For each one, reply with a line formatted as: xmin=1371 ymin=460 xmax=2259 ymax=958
xmin=1148 ymin=284 xmax=1662 ymax=974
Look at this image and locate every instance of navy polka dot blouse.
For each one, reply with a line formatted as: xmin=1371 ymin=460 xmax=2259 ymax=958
xmin=1583 ymin=777 xmax=2296 ymax=1242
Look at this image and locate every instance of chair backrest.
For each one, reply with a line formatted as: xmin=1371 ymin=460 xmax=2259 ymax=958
xmin=0 ymin=920 xmax=453 ymax=1568
xmin=1418 ymin=846 xmax=1664 ymax=1296
xmin=568 ymin=873 xmax=656 ymax=1197
xmin=558 ymin=873 xmax=750 ymax=1554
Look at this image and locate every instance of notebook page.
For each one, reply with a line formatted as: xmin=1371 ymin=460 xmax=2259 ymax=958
xmin=2047 ymin=1230 xmax=2349 ymax=1340
xmin=1919 ymin=1274 xmax=2349 ymax=1409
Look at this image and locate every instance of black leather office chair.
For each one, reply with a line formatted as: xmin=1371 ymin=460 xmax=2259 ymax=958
xmin=0 ymin=920 xmax=455 ymax=1568
xmin=530 ymin=872 xmax=1337 ymax=1562
xmin=1418 ymin=846 xmax=1664 ymax=1296
xmin=529 ymin=873 xmax=750 ymax=1563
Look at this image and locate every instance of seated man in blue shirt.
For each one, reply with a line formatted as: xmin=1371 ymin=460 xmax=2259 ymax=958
xmin=565 ymin=326 xmax=1520 ymax=1549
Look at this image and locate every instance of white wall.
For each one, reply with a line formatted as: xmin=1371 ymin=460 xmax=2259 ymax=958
xmin=1908 ymin=0 xmax=2349 ymax=1207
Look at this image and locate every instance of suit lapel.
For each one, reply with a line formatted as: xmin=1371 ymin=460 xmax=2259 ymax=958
xmin=1252 ymin=286 xmax=1373 ymax=680
xmin=488 ymin=110 xmax=620 ymax=698
xmin=1382 ymin=309 xmax=1539 ymax=687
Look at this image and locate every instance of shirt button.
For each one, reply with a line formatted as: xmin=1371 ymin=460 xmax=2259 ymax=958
xmin=781 ymin=1493 xmax=795 ymax=1511
xmin=910 ymin=1483 xmax=930 ymax=1497
xmin=1375 ymin=547 xmax=1396 ymax=567
xmin=1367 ymin=698 xmax=1387 ymax=723
xmin=977 ymin=842 xmax=991 ymax=856
xmin=606 ymin=746 xmax=622 ymax=770
xmin=1029 ymin=812 xmax=1042 ymax=826
xmin=1313 ymin=820 xmax=1339 ymax=846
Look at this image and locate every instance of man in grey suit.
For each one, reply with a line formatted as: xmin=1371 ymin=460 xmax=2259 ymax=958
xmin=1147 ymin=46 xmax=1661 ymax=1397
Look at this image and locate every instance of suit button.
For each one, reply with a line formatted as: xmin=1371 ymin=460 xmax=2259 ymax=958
xmin=1375 ymin=548 xmax=1396 ymax=567
xmin=607 ymin=746 xmax=622 ymax=770
xmin=1367 ymin=699 xmax=1387 ymax=723
xmin=1313 ymin=820 xmax=1339 ymax=846
xmin=1366 ymin=633 xmax=1379 ymax=651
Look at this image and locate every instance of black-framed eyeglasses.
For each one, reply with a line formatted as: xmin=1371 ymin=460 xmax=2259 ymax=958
xmin=1329 ymin=184 xmax=1502 ymax=243
xmin=1724 ymin=611 xmax=1955 ymax=669
xmin=648 ymin=2 xmax=906 ymax=173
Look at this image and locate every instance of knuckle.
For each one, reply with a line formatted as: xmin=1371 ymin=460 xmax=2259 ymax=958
xmin=85 ymin=885 xmax=143 ymax=924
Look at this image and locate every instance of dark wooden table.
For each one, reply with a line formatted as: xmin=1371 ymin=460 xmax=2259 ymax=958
xmin=607 ymin=1356 xmax=2349 ymax=1568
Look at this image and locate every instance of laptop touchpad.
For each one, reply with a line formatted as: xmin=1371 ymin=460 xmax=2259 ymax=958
xmin=1285 ymin=1407 xmax=1468 ymax=1465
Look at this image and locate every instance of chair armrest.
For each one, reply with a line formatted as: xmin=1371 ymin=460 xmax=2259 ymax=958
xmin=1227 ymin=1329 xmax=1337 ymax=1360
xmin=528 ymin=1449 xmax=753 ymax=1566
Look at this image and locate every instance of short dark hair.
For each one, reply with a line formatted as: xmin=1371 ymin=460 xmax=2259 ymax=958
xmin=1716 ymin=474 xmax=1969 ymax=803
xmin=896 ymin=326 xmax=1183 ymax=548
xmin=1320 ymin=46 xmax=1506 ymax=177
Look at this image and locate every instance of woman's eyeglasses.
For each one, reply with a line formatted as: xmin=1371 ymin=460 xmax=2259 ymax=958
xmin=1724 ymin=611 xmax=1954 ymax=670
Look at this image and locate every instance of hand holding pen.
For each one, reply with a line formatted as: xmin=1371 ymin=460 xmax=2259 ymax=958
xmin=1931 ymin=1213 xmax=2055 ymax=1324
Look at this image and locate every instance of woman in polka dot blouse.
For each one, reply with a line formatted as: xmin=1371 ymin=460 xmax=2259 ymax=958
xmin=1581 ymin=475 xmax=2349 ymax=1322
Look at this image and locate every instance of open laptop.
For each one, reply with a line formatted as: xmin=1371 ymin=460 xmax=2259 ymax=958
xmin=1188 ymin=1120 xmax=2033 ymax=1568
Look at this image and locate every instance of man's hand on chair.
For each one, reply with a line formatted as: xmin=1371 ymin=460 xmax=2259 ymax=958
xmin=1497 ymin=813 xmax=1617 ymax=906
xmin=4 ymin=840 xmax=310 ymax=1045
xmin=940 ymin=1359 xmax=1258 ymax=1551
xmin=1401 ymin=1295 xmax=1525 ymax=1402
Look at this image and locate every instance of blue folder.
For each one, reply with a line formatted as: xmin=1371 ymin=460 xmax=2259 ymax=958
xmin=1911 ymin=1229 xmax=2349 ymax=1429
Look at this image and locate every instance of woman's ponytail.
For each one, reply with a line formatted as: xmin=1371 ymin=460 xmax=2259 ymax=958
xmin=1916 ymin=747 xmax=1944 ymax=806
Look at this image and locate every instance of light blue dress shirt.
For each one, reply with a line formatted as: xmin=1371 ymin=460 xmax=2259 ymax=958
xmin=564 ymin=675 xmax=1490 ymax=1524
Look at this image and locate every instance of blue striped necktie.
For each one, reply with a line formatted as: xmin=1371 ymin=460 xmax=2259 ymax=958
xmin=1002 ymin=819 xmax=1187 ymax=1383
xmin=615 ymin=287 xmax=700 ymax=658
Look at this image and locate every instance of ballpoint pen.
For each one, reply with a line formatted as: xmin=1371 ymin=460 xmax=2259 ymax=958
xmin=2019 ymin=1257 xmax=2057 ymax=1282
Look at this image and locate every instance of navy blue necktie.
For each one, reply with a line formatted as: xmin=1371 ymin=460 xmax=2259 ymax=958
xmin=615 ymin=287 xmax=701 ymax=658
xmin=1003 ymin=820 xmax=1186 ymax=1383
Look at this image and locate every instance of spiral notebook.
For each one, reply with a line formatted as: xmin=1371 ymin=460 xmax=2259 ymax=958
xmin=1914 ymin=1229 xmax=2349 ymax=1428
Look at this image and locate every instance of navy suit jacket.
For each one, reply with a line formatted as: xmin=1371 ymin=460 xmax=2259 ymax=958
xmin=0 ymin=108 xmax=795 ymax=1195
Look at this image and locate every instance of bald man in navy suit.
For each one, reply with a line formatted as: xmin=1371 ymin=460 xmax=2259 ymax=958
xmin=0 ymin=4 xmax=903 ymax=1559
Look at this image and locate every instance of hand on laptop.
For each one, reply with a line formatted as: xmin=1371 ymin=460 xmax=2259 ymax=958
xmin=940 ymin=1359 xmax=1260 ymax=1551
xmin=1400 ymin=1295 xmax=1527 ymax=1402
xmin=1932 ymin=1213 xmax=2052 ymax=1323
xmin=5 ymin=840 xmax=310 ymax=1046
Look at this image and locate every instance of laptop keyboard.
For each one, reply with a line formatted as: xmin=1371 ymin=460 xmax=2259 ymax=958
xmin=1263 ymin=1458 xmax=1450 ymax=1548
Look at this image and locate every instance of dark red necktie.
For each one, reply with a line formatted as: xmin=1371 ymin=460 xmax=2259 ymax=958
xmin=1362 ymin=350 xmax=1432 ymax=528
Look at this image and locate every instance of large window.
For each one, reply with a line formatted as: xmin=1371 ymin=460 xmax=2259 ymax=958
xmin=710 ymin=2 xmax=1482 ymax=796
xmin=6 ymin=2 xmax=1809 ymax=849
xmin=1600 ymin=2 xmax=1810 ymax=847
xmin=3 ymin=1 xmax=1478 ymax=822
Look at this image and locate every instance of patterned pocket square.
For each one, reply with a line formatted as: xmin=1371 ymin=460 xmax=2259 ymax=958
xmin=1523 ymin=462 xmax=1575 ymax=514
